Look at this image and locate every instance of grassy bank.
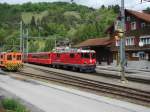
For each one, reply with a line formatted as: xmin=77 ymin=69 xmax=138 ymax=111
xmin=0 ymin=98 xmax=29 ymax=112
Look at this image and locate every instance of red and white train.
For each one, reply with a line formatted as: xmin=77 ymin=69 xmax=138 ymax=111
xmin=25 ymin=48 xmax=96 ymax=72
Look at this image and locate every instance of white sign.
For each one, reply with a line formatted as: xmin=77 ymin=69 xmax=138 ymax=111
xmin=139 ymin=41 xmax=144 ymax=47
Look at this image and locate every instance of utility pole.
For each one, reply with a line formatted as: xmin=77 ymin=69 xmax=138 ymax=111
xmin=120 ymin=0 xmax=127 ymax=82
xmin=20 ymin=21 xmax=23 ymax=52
xmin=11 ymin=39 xmax=14 ymax=51
xmin=55 ymin=37 xmax=57 ymax=49
xmin=26 ymin=29 xmax=29 ymax=57
xmin=22 ymin=29 xmax=25 ymax=60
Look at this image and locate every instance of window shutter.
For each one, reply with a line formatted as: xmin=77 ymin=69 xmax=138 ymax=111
xmin=134 ymin=37 xmax=140 ymax=45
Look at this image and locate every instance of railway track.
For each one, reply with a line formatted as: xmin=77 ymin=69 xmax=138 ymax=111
xmin=95 ymin=68 xmax=150 ymax=84
xmin=15 ymin=65 xmax=150 ymax=106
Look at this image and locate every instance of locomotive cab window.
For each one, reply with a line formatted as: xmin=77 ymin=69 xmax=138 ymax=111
xmin=81 ymin=53 xmax=90 ymax=58
xmin=91 ymin=53 xmax=96 ymax=59
xmin=7 ymin=55 xmax=12 ymax=60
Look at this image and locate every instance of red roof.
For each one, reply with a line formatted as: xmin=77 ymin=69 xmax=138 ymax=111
xmin=105 ymin=9 xmax=150 ymax=33
xmin=75 ymin=38 xmax=113 ymax=47
xmin=126 ymin=9 xmax=150 ymax=22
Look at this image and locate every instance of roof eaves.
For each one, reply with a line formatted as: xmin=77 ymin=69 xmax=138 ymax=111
xmin=126 ymin=9 xmax=150 ymax=22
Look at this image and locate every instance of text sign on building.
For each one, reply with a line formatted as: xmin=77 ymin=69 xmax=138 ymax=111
xmin=115 ymin=20 xmax=122 ymax=31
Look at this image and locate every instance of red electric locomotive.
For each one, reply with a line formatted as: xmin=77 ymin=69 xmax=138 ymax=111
xmin=52 ymin=48 xmax=96 ymax=72
xmin=26 ymin=48 xmax=96 ymax=72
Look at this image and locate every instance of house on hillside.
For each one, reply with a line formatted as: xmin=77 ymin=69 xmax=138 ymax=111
xmin=106 ymin=9 xmax=150 ymax=69
xmin=75 ymin=38 xmax=113 ymax=65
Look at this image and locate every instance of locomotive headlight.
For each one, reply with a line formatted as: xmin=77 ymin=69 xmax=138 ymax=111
xmin=90 ymin=59 xmax=92 ymax=63
xmin=84 ymin=62 xmax=87 ymax=64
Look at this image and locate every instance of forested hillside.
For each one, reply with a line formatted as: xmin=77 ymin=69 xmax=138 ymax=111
xmin=0 ymin=2 xmax=119 ymax=52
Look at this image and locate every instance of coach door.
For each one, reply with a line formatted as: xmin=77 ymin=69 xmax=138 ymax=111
xmin=0 ymin=54 xmax=4 ymax=66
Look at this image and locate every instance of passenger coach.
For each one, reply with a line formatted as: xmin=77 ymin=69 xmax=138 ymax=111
xmin=27 ymin=52 xmax=53 ymax=65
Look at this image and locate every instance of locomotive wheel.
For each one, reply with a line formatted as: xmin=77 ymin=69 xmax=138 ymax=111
xmin=56 ymin=65 xmax=60 ymax=69
xmin=72 ymin=67 xmax=77 ymax=71
xmin=48 ymin=65 xmax=52 ymax=68
xmin=52 ymin=65 xmax=56 ymax=68
xmin=79 ymin=68 xmax=83 ymax=72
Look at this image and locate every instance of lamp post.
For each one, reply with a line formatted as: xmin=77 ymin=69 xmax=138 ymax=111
xmin=120 ymin=0 xmax=127 ymax=82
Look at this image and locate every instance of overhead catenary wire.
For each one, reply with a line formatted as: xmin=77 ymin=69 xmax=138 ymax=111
xmin=128 ymin=0 xmax=150 ymax=10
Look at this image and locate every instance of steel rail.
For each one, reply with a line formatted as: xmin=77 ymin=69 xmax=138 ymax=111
xmin=15 ymin=67 xmax=150 ymax=105
xmin=26 ymin=66 xmax=150 ymax=96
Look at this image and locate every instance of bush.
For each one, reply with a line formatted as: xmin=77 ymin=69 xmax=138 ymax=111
xmin=1 ymin=98 xmax=29 ymax=112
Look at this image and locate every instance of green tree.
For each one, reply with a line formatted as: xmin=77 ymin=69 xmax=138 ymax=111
xmin=0 ymin=2 xmax=117 ymax=52
xmin=143 ymin=7 xmax=150 ymax=14
xmin=44 ymin=38 xmax=55 ymax=51
xmin=29 ymin=40 xmax=39 ymax=52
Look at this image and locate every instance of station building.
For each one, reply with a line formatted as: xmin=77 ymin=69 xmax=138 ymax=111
xmin=106 ymin=9 xmax=150 ymax=69
xmin=76 ymin=9 xmax=150 ymax=69
xmin=75 ymin=38 xmax=113 ymax=65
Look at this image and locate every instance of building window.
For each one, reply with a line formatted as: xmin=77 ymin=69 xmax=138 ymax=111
xmin=141 ymin=23 xmax=146 ymax=28
xmin=139 ymin=52 xmax=145 ymax=60
xmin=131 ymin=22 xmax=136 ymax=30
xmin=126 ymin=37 xmax=134 ymax=46
xmin=140 ymin=36 xmax=150 ymax=45
xmin=132 ymin=53 xmax=139 ymax=57
xmin=127 ymin=16 xmax=130 ymax=21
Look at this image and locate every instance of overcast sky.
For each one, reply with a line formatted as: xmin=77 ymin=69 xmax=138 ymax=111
xmin=0 ymin=0 xmax=150 ymax=11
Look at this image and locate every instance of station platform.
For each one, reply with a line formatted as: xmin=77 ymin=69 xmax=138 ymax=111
xmin=24 ymin=63 xmax=150 ymax=92
xmin=0 ymin=74 xmax=149 ymax=112
xmin=96 ymin=65 xmax=150 ymax=84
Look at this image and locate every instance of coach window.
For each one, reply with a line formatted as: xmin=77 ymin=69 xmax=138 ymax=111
xmin=17 ymin=55 xmax=21 ymax=60
xmin=0 ymin=55 xmax=3 ymax=59
xmin=57 ymin=53 xmax=60 ymax=58
xmin=41 ymin=54 xmax=49 ymax=59
xmin=70 ymin=53 xmax=74 ymax=58
xmin=7 ymin=55 xmax=12 ymax=60
xmin=13 ymin=55 xmax=16 ymax=58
